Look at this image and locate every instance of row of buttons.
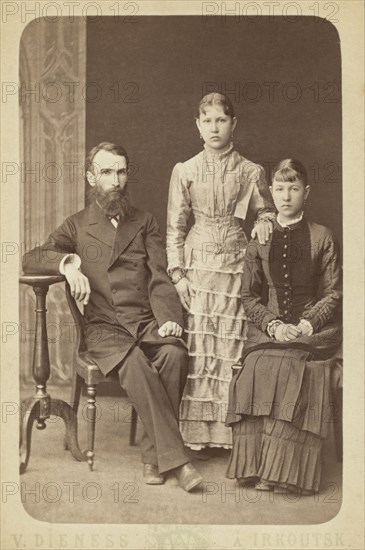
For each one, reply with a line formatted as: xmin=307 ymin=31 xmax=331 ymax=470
xmin=282 ymin=232 xmax=291 ymax=317
xmin=282 ymin=246 xmax=290 ymax=313
xmin=283 ymin=243 xmax=288 ymax=264
xmin=113 ymin=275 xmax=144 ymax=317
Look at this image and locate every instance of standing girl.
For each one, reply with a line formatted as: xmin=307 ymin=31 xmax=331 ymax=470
xmin=166 ymin=93 xmax=275 ymax=450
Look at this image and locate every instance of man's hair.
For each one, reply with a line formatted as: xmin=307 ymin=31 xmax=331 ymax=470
xmin=271 ymin=159 xmax=307 ymax=186
xmin=85 ymin=142 xmax=129 ymax=173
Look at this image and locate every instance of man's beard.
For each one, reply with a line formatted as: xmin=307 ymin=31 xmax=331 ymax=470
xmin=89 ymin=185 xmax=133 ymax=220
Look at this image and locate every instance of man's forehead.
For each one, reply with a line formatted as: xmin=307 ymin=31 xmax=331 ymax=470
xmin=93 ymin=149 xmax=127 ymax=169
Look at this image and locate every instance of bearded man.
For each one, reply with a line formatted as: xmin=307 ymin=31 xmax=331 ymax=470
xmin=23 ymin=142 xmax=202 ymax=492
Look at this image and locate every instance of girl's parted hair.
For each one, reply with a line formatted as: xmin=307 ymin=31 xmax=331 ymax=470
xmin=197 ymin=93 xmax=235 ymax=119
xmin=271 ymin=159 xmax=308 ymax=186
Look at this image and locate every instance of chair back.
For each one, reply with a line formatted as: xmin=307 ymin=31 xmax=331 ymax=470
xmin=65 ymin=282 xmax=87 ymax=353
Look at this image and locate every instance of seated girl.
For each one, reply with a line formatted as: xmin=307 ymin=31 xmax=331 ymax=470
xmin=225 ymin=159 xmax=342 ymax=494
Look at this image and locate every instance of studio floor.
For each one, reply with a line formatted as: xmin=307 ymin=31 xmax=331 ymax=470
xmin=19 ymin=385 xmax=342 ymax=525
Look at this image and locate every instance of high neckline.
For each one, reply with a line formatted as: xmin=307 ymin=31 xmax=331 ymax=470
xmin=275 ymin=213 xmax=306 ymax=232
xmin=203 ymin=142 xmax=234 ymax=160
xmin=277 ymin=211 xmax=304 ymax=227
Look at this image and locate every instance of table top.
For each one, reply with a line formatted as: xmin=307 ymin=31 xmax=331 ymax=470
xmin=19 ymin=274 xmax=65 ymax=286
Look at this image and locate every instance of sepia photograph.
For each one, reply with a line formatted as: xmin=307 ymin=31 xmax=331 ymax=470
xmin=1 ymin=1 xmax=364 ymax=549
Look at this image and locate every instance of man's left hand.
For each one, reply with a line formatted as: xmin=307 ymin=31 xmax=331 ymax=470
xmin=251 ymin=220 xmax=273 ymax=245
xmin=158 ymin=322 xmax=183 ymax=338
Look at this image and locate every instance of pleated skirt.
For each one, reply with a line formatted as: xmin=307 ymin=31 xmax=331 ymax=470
xmin=226 ymin=417 xmax=323 ymax=491
xmin=226 ymin=347 xmax=338 ymax=490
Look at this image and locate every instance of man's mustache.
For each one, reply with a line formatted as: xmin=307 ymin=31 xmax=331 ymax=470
xmin=88 ymin=185 xmax=128 ymax=201
xmin=105 ymin=187 xmax=128 ymax=196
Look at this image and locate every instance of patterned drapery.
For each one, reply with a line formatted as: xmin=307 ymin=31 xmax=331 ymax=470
xmin=19 ymin=19 xmax=86 ymax=386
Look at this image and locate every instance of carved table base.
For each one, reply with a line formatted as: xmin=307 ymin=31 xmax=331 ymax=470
xmin=19 ymin=397 xmax=86 ymax=474
xmin=20 ymin=275 xmax=86 ymax=474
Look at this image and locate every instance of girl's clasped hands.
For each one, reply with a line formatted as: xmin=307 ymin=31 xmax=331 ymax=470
xmin=270 ymin=319 xmax=313 ymax=341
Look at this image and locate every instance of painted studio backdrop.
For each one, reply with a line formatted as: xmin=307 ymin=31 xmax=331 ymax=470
xmin=19 ymin=16 xmax=341 ymax=386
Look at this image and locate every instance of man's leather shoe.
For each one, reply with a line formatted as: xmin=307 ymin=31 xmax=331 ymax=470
xmin=143 ymin=464 xmax=164 ymax=485
xmin=173 ymin=462 xmax=203 ymax=492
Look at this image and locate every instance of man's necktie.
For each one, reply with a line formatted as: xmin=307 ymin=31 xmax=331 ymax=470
xmin=109 ymin=215 xmax=119 ymax=228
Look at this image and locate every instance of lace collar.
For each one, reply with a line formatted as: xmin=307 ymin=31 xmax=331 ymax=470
xmin=277 ymin=211 xmax=304 ymax=228
xmin=203 ymin=142 xmax=234 ymax=160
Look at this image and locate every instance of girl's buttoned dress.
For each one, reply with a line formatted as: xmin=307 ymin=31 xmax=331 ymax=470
xmin=225 ymin=218 xmax=342 ymax=490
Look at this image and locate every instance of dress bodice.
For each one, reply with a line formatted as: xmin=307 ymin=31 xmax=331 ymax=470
xmin=242 ymin=219 xmax=342 ymax=332
xmin=166 ymin=146 xmax=274 ymax=271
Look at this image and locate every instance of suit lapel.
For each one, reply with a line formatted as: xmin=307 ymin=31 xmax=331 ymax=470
xmin=86 ymin=202 xmax=116 ymax=248
xmin=109 ymin=213 xmax=144 ymax=268
xmin=86 ymin=203 xmax=144 ymax=268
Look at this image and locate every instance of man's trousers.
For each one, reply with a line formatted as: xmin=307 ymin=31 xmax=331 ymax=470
xmin=116 ymin=322 xmax=189 ymax=473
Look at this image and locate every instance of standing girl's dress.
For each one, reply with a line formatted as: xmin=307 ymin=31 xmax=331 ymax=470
xmin=225 ymin=217 xmax=342 ymax=491
xmin=166 ymin=143 xmax=275 ymax=449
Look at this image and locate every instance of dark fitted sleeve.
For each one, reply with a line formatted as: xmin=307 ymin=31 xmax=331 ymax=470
xmin=248 ymin=165 xmax=276 ymax=220
xmin=301 ymin=230 xmax=342 ymax=331
xmin=241 ymin=240 xmax=277 ymax=332
xmin=144 ymin=213 xmax=184 ymax=328
xmin=22 ymin=217 xmax=77 ymax=274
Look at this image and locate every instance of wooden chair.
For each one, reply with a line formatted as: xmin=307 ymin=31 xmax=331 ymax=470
xmin=64 ymin=282 xmax=137 ymax=470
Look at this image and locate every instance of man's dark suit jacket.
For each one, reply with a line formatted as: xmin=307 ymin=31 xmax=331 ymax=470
xmin=23 ymin=202 xmax=185 ymax=374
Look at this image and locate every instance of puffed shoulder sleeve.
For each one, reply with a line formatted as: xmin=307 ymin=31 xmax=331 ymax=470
xmin=166 ymin=162 xmax=192 ymax=271
xmin=249 ymin=164 xmax=276 ymax=220
xmin=301 ymin=229 xmax=342 ymax=331
xmin=234 ymin=162 xmax=275 ymax=221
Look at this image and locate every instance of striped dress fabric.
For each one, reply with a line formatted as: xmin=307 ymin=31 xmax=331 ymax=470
xmin=166 ymin=145 xmax=274 ymax=449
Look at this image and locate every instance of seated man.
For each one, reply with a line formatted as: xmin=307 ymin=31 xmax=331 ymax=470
xmin=23 ymin=141 xmax=202 ymax=492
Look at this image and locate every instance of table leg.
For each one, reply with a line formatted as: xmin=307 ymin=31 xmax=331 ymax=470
xmin=19 ymin=397 xmax=40 ymax=475
xmin=20 ymin=278 xmax=86 ymax=473
xmin=19 ymin=397 xmax=87 ymax=474
xmin=49 ymin=399 xmax=86 ymax=462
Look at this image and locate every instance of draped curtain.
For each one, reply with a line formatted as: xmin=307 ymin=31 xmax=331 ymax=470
xmin=19 ymin=19 xmax=86 ymax=387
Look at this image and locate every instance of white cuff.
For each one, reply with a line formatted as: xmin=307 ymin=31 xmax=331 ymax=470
xmin=298 ymin=319 xmax=314 ymax=336
xmin=59 ymin=253 xmax=81 ymax=274
xmin=266 ymin=319 xmax=283 ymax=339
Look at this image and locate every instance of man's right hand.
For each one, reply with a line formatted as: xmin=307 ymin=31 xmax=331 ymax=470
xmin=175 ymin=277 xmax=195 ymax=312
xmin=64 ymin=264 xmax=91 ymax=305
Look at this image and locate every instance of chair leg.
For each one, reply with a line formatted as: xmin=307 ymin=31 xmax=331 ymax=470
xmin=86 ymin=384 xmax=97 ymax=471
xmin=334 ymin=388 xmax=343 ymax=462
xmin=64 ymin=369 xmax=83 ymax=451
xmin=129 ymin=405 xmax=137 ymax=446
